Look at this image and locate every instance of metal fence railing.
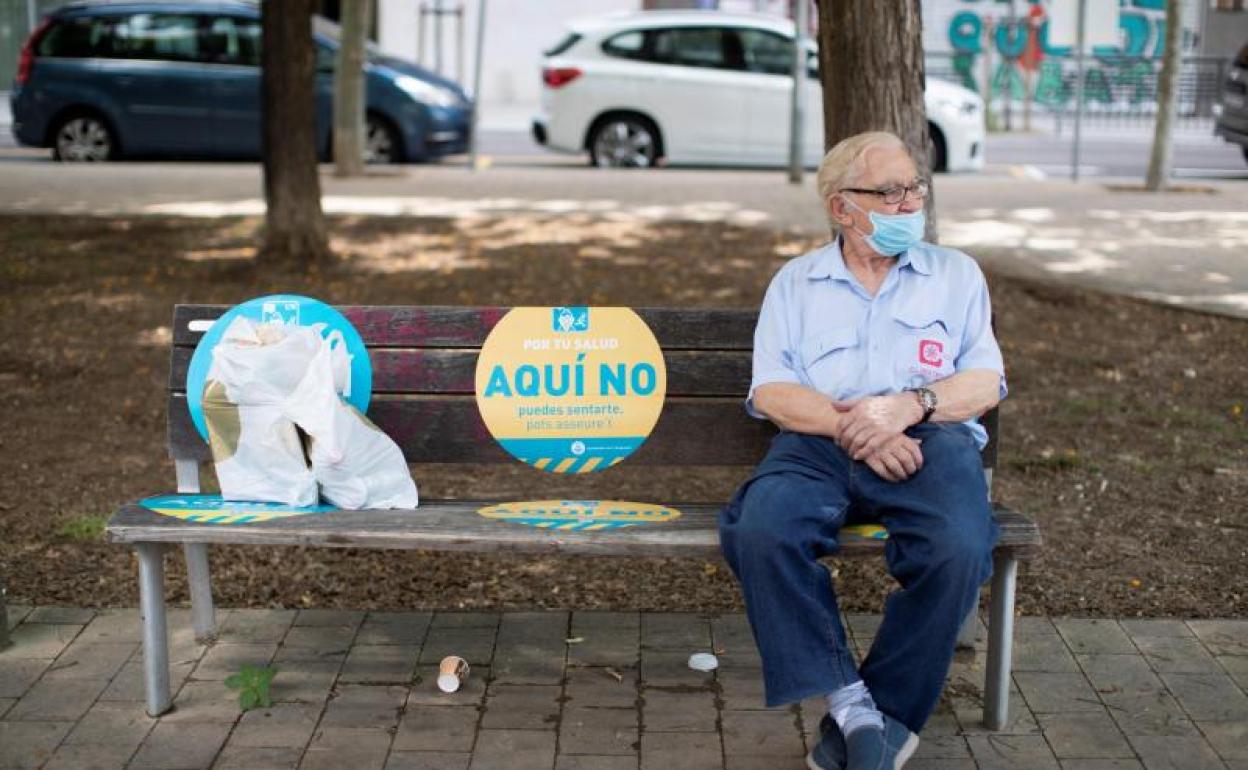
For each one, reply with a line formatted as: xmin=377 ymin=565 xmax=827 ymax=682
xmin=926 ymin=52 xmax=1230 ymax=132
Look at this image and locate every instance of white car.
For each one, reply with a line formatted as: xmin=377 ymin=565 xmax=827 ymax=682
xmin=532 ymin=11 xmax=985 ymax=172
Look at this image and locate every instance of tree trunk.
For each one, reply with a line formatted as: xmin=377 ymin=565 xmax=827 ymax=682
xmin=1145 ymin=0 xmax=1183 ymax=191
xmin=815 ymin=0 xmax=937 ymax=240
xmin=261 ymin=0 xmax=332 ymax=266
xmin=334 ymin=0 xmax=371 ymax=177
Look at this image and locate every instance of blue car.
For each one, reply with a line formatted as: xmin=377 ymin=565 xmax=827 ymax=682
xmin=10 ymin=0 xmax=472 ymax=162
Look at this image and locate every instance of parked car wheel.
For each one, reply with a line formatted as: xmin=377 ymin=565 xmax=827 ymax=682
xmin=52 ymin=114 xmax=116 ymax=162
xmin=928 ymin=122 xmax=947 ymax=173
xmin=364 ymin=114 xmax=402 ymax=164
xmin=588 ymin=115 xmax=661 ymax=168
xmin=1242 ymin=144 xmax=1248 ymax=166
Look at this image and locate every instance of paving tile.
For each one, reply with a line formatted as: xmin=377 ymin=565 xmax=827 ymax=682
xmin=386 ymin=752 xmax=472 ymax=770
xmin=556 ymin=756 xmax=638 ymax=770
xmin=77 ymin=609 xmax=142 ymax=644
xmin=564 ymin=666 xmax=639 ymax=709
xmin=419 ymin=626 xmax=498 ymax=667
xmin=338 ymin=644 xmax=419 ymax=685
xmin=0 ymin=699 xmax=13 ymax=718
xmin=1057 ymin=762 xmax=1145 ymax=769
xmin=641 ymin=613 xmax=711 ymax=650
xmin=64 ymin=700 xmax=155 ymax=748
xmin=408 ymin=665 xmax=490 ymax=707
xmin=569 ymin=612 xmax=640 ymax=668
xmin=1014 ymin=633 xmax=1081 ymax=673
xmin=640 ymin=731 xmax=721 ymax=770
xmin=5 ymin=675 xmax=109 ymax=721
xmin=1133 ymin=636 xmax=1222 ymax=674
xmin=640 ymin=649 xmax=716 ymax=688
xmin=1055 ymin=619 xmax=1137 ymax=655
xmin=1160 ymin=671 xmax=1248 ymax=722
xmin=1014 ymin=617 xmax=1060 ymax=637
xmin=192 ymin=642 xmax=278 ymax=680
xmin=900 ymin=760 xmax=977 ymax=770
xmin=1118 ymin=620 xmax=1192 ymax=639
xmin=708 ymin=614 xmax=753 ymax=650
xmin=42 ymin=742 xmax=135 ymax=770
xmin=26 ymin=607 xmax=96 ymax=625
xmin=294 ymin=609 xmax=365 ymax=628
xmin=913 ymin=734 xmax=972 ymax=760
xmin=282 ymin=624 xmax=357 ymax=650
xmin=431 ymin=612 xmax=500 ymax=629
xmin=0 ymin=659 xmax=47 ymax=699
xmin=319 ymin=683 xmax=407 ymax=729
xmin=952 ymin=691 xmax=1040 ymax=736
xmin=163 ymin=679 xmax=245 ymax=723
xmin=0 ymin=720 xmax=73 ymax=770
xmin=493 ymin=613 xmax=569 ymax=685
xmin=720 ymin=709 xmax=804 ymax=757
xmin=129 ymin=721 xmax=231 ymax=769
xmin=393 ymin=705 xmax=479 ymax=752
xmin=226 ymin=702 xmax=320 ymax=748
xmin=6 ymin=606 xmax=31 ymax=630
xmin=1198 ymin=720 xmax=1248 ymax=760
xmin=469 ymin=729 xmax=557 ymax=770
xmin=1015 ymin=671 xmax=1105 ymax=714
xmin=5 ymin=624 xmax=82 ymax=659
xmin=1103 ymin=692 xmax=1197 ymax=737
xmin=100 ymin=657 xmax=196 ymax=702
xmin=1217 ymin=654 xmax=1248 ymax=690
xmin=967 ymin=734 xmax=1060 ymax=770
xmin=301 ymin=727 xmax=390 ymax=770
xmin=1038 ymin=710 xmax=1134 ymax=759
xmin=213 ymin=744 xmax=303 ymax=770
xmin=641 ymin=687 xmax=717 ymax=732
xmin=845 ymin=614 xmax=883 ymax=638
xmin=356 ymin=612 xmax=434 ymax=646
xmin=46 ymin=640 xmax=136 ymax=681
xmin=559 ymin=706 xmax=639 ymax=756
xmin=714 ymin=668 xmax=776 ymax=711
xmin=271 ymin=645 xmax=346 ymax=665
xmin=1187 ymin=619 xmax=1248 ymax=656
xmin=218 ymin=609 xmax=296 ymax=644
xmin=1078 ymin=654 xmax=1167 ymax=699
xmin=1126 ymin=734 xmax=1227 ymax=770
xmin=481 ymin=684 xmax=560 ymax=729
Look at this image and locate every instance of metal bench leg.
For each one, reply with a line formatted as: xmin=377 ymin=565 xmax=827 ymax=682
xmin=983 ymin=551 xmax=1018 ymax=730
xmin=174 ymin=459 xmax=216 ymax=644
xmin=137 ymin=542 xmax=173 ymax=717
xmin=956 ymin=587 xmax=981 ymax=649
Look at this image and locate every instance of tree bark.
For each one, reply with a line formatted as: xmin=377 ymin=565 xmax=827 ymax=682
xmin=334 ymin=0 xmax=370 ymax=177
xmin=1145 ymin=0 xmax=1183 ymax=191
xmin=261 ymin=0 xmax=332 ymax=266
xmin=815 ymin=0 xmax=937 ymax=240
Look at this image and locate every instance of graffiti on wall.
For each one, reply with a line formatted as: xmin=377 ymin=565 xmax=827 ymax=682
xmin=945 ymin=0 xmax=1192 ymax=109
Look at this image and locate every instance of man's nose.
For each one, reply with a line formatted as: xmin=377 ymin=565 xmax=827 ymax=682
xmin=898 ymin=197 xmax=923 ymax=214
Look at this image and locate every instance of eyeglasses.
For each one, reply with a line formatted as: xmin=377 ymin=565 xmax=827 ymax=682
xmin=840 ymin=180 xmax=930 ymax=205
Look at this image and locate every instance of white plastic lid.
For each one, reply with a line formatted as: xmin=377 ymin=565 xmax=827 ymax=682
xmin=437 ymin=673 xmax=462 ymax=693
xmin=688 ymin=653 xmax=719 ymax=672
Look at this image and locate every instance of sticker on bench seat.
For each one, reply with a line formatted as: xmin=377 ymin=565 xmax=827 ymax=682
xmin=842 ymin=524 xmax=889 ymax=541
xmin=478 ymin=500 xmax=681 ymax=530
xmin=141 ymin=494 xmax=336 ymax=524
xmin=475 ymin=307 xmax=666 ymax=473
xmin=184 ymin=294 xmax=372 ymax=441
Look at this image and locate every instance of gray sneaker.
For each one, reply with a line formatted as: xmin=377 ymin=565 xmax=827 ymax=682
xmin=843 ymin=715 xmax=919 ymax=770
xmin=805 ymin=714 xmax=847 ymax=770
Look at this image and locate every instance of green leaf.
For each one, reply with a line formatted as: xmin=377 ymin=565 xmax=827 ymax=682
xmin=223 ymin=673 xmax=245 ymax=691
xmin=239 ymin=689 xmax=259 ymax=711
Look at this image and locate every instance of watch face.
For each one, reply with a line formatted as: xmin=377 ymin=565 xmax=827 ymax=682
xmin=922 ymin=389 xmax=938 ymax=411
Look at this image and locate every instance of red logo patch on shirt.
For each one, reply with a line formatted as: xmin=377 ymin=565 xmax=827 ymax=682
xmin=919 ymin=339 xmax=944 ymax=368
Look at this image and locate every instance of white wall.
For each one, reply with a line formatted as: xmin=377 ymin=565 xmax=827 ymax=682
xmin=378 ymin=0 xmax=637 ymax=129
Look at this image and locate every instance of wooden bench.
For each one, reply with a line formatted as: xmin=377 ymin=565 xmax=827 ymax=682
xmin=106 ymin=305 xmax=1041 ymax=729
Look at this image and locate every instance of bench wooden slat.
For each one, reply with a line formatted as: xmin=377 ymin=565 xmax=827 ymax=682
xmin=172 ymin=306 xmax=759 ymax=350
xmin=106 ymin=502 xmax=1039 ymax=557
xmin=169 ymin=346 xmax=753 ymax=397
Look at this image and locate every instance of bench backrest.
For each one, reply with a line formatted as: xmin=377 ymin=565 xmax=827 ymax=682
xmin=168 ymin=306 xmax=999 ymax=469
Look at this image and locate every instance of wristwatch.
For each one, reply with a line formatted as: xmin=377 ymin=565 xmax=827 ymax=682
xmin=908 ymin=387 xmax=938 ymax=423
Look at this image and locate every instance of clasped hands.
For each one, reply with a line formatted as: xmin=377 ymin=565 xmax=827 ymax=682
xmin=832 ymin=393 xmax=924 ymax=483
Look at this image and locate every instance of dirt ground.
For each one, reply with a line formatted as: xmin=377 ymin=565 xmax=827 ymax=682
xmin=0 ymin=212 xmax=1244 ymax=618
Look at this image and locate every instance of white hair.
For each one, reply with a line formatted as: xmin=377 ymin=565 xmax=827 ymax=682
xmin=815 ymin=131 xmax=911 ymax=204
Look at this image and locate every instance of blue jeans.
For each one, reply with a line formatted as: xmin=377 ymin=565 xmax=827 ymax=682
xmin=719 ymin=423 xmax=998 ymax=734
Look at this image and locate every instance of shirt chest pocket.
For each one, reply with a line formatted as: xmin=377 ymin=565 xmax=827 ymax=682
xmin=892 ymin=310 xmax=959 ymax=388
xmin=796 ymin=327 xmax=860 ymax=397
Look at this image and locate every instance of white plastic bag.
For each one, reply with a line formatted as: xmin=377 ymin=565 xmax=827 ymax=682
xmin=203 ymin=317 xmax=321 ymax=506
xmin=283 ymin=332 xmax=419 ymax=510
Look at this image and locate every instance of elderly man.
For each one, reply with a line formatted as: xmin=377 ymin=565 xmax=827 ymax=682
xmin=719 ymin=131 xmax=1006 ymax=770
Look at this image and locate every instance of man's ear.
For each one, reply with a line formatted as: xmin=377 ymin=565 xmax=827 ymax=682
xmin=826 ymin=193 xmax=852 ymax=228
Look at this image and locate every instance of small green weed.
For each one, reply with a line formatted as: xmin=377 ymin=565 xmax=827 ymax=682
xmin=55 ymin=514 xmax=108 ymax=542
xmin=224 ymin=664 xmax=278 ymax=712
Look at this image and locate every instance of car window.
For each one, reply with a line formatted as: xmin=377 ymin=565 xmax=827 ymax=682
xmin=105 ymin=13 xmax=202 ymax=62
xmin=737 ymin=28 xmax=793 ymax=76
xmin=37 ymin=15 xmax=111 ymax=57
xmin=545 ymin=32 xmax=582 ymax=57
xmin=204 ymin=16 xmax=261 ymax=66
xmin=601 ymin=30 xmax=646 ymax=60
xmin=1238 ymin=43 xmax=1248 ymax=68
xmin=652 ymin=27 xmax=740 ymax=70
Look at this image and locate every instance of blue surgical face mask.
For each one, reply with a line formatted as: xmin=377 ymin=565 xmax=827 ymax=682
xmin=843 ymin=196 xmax=926 ymax=257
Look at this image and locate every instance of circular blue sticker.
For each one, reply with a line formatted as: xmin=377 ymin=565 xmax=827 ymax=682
xmin=186 ymin=294 xmax=371 ymax=441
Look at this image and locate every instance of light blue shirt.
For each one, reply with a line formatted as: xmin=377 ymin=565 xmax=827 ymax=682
xmin=747 ymin=239 xmax=1007 ymax=449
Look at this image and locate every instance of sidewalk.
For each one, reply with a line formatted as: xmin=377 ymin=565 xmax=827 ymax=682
xmin=2 ymin=606 xmax=1245 ymax=769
